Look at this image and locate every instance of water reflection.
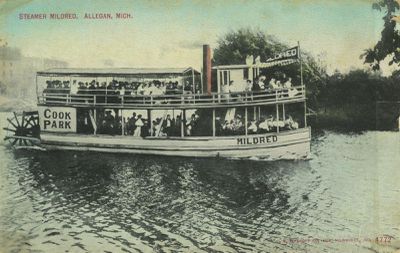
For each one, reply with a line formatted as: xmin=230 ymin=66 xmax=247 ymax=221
xmin=4 ymin=130 xmax=398 ymax=253
xmin=6 ymin=150 xmax=315 ymax=252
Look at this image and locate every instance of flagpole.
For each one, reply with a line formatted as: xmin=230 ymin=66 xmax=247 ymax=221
xmin=298 ymin=41 xmax=303 ymax=87
xmin=298 ymin=41 xmax=307 ymax=127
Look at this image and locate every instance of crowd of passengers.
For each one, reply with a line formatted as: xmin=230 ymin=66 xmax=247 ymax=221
xmin=215 ymin=114 xmax=299 ymax=135
xmin=43 ymin=71 xmax=296 ymax=97
xmin=44 ymin=79 xmax=198 ymax=96
xmin=94 ymin=111 xmax=203 ymax=137
xmin=88 ymin=110 xmax=299 ymax=137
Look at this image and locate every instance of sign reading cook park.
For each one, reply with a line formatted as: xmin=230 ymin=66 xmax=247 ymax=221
xmin=38 ymin=106 xmax=77 ymax=132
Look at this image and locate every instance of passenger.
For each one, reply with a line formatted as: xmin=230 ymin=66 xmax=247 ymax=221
xmin=221 ymin=120 xmax=229 ymax=134
xmin=136 ymin=83 xmax=145 ymax=95
xmin=63 ymin=81 xmax=70 ymax=91
xmin=259 ymin=119 xmax=270 ymax=132
xmin=248 ymin=121 xmax=258 ymax=133
xmin=252 ymin=78 xmax=261 ymax=91
xmin=152 ymin=84 xmax=164 ymax=96
xmin=151 ymin=120 xmax=157 ymax=136
xmin=144 ymin=83 xmax=152 ymax=96
xmin=276 ymin=80 xmax=282 ymax=88
xmin=283 ymin=77 xmax=292 ymax=89
xmin=163 ymin=114 xmax=173 ymax=136
xmin=70 ymin=81 xmax=78 ymax=94
xmin=268 ymin=78 xmax=278 ymax=90
xmin=118 ymin=84 xmax=125 ymax=96
xmin=186 ymin=114 xmax=196 ymax=136
xmin=103 ymin=111 xmax=115 ymax=134
xmin=245 ymin=79 xmax=253 ymax=92
xmin=285 ymin=116 xmax=299 ymax=130
xmin=133 ymin=114 xmax=144 ymax=137
xmin=89 ymin=81 xmax=96 ymax=93
xmin=258 ymin=76 xmax=266 ymax=90
xmin=127 ymin=112 xmax=137 ymax=135
xmin=194 ymin=83 xmax=200 ymax=94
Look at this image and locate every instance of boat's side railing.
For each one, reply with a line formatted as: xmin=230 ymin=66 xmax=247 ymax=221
xmin=37 ymin=86 xmax=306 ymax=107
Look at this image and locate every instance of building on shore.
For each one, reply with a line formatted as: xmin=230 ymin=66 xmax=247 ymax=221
xmin=0 ymin=45 xmax=68 ymax=99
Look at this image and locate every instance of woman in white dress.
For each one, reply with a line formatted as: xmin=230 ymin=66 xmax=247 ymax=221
xmin=133 ymin=114 xmax=144 ymax=137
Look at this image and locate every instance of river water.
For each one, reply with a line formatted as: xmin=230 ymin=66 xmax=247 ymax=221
xmin=0 ymin=112 xmax=399 ymax=253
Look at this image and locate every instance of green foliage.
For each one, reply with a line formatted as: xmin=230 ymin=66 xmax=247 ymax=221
xmin=213 ymin=28 xmax=400 ymax=131
xmin=363 ymin=0 xmax=400 ymax=70
xmin=213 ymin=28 xmax=286 ymax=66
xmin=213 ymin=28 xmax=328 ymax=108
xmin=318 ymin=69 xmax=400 ymax=130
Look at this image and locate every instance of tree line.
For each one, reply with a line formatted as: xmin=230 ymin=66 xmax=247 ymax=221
xmin=212 ymin=27 xmax=400 ymax=131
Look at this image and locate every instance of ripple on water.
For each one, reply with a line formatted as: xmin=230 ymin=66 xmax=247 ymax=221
xmin=0 ymin=127 xmax=400 ymax=252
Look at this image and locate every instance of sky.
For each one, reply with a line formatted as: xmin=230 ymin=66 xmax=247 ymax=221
xmin=0 ymin=0 xmax=395 ymax=74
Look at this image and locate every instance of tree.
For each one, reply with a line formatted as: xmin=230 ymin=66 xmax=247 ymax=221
xmin=213 ymin=28 xmax=328 ymax=108
xmin=212 ymin=28 xmax=287 ymax=66
xmin=363 ymin=0 xmax=400 ymax=70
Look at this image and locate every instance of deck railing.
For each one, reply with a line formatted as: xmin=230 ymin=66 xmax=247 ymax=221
xmin=37 ymin=86 xmax=306 ymax=107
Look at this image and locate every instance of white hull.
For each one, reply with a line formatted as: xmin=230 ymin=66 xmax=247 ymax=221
xmin=39 ymin=127 xmax=311 ymax=160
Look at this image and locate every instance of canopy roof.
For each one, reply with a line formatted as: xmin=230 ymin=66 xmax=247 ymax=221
xmin=37 ymin=67 xmax=200 ymax=76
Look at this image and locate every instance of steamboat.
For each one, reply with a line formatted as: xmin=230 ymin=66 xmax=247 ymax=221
xmin=4 ymin=45 xmax=311 ymax=160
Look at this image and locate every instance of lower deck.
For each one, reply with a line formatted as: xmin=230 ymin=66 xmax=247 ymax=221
xmin=40 ymin=127 xmax=311 ymax=160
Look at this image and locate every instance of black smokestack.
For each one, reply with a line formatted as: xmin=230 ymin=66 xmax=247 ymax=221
xmin=202 ymin=44 xmax=212 ymax=94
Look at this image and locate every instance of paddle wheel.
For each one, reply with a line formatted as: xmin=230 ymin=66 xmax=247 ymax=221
xmin=3 ymin=111 xmax=41 ymax=147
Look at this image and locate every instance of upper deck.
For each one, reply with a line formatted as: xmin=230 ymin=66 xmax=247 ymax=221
xmin=36 ymin=65 xmax=306 ymax=109
xmin=37 ymin=86 xmax=306 ymax=109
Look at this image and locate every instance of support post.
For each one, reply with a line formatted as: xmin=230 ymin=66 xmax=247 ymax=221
xmin=212 ymin=108 xmax=216 ymax=137
xmin=276 ymin=104 xmax=279 ymax=133
xmin=299 ymin=41 xmax=306 ymax=128
xmin=105 ymin=81 xmax=108 ymax=104
xmin=121 ymin=110 xmax=125 ymax=135
xmin=217 ymin=69 xmax=221 ymax=102
xmin=94 ymin=109 xmax=97 ymax=135
xmin=298 ymin=41 xmax=304 ymax=87
xmin=245 ymin=107 xmax=248 ymax=136
xmin=192 ymin=68 xmax=195 ymax=94
xmin=148 ymin=109 xmax=152 ymax=136
xmin=181 ymin=109 xmax=185 ymax=137
xmin=283 ymin=103 xmax=286 ymax=121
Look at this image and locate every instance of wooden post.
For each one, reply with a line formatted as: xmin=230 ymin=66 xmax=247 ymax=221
xmin=217 ymin=69 xmax=221 ymax=102
xmin=258 ymin=106 xmax=261 ymax=121
xmin=298 ymin=41 xmax=304 ymax=88
xmin=121 ymin=110 xmax=125 ymax=135
xmin=212 ymin=108 xmax=216 ymax=137
xmin=253 ymin=107 xmax=256 ymax=121
xmin=181 ymin=109 xmax=185 ymax=137
xmin=148 ymin=109 xmax=152 ymax=136
xmin=94 ymin=109 xmax=97 ymax=135
xmin=192 ymin=68 xmax=195 ymax=94
xmin=200 ymin=67 xmax=204 ymax=94
xmin=245 ymin=107 xmax=248 ymax=136
xmin=283 ymin=103 xmax=286 ymax=121
xmin=276 ymin=104 xmax=279 ymax=133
